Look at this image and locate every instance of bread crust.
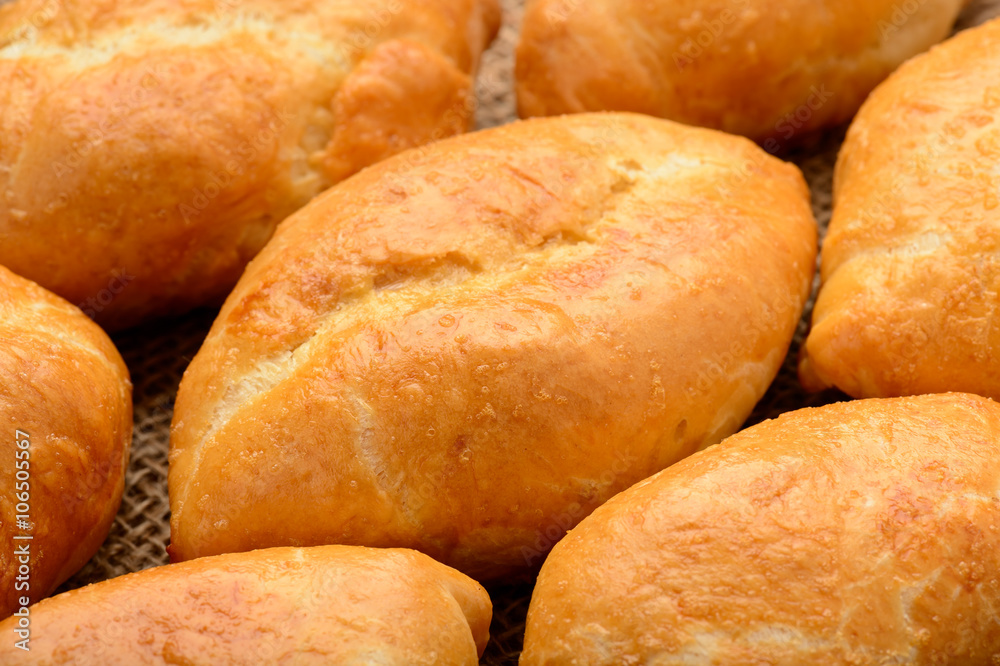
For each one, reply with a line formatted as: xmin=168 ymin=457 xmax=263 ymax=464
xmin=516 ymin=0 xmax=967 ymax=143
xmin=801 ymin=18 xmax=1000 ymax=399
xmin=522 ymin=393 xmax=1000 ymax=665
xmin=167 ymin=112 xmax=817 ymax=579
xmin=0 ymin=0 xmax=500 ymax=329
xmin=0 ymin=545 xmax=492 ymax=664
xmin=0 ymin=265 xmax=132 ymax=619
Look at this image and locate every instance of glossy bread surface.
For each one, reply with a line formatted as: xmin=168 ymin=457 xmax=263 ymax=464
xmin=523 ymin=393 xmax=1000 ymax=665
xmin=517 ymin=0 xmax=967 ymax=142
xmin=0 ymin=545 xmax=492 ymax=664
xmin=0 ymin=0 xmax=500 ymax=328
xmin=168 ymin=112 xmax=816 ymax=579
xmin=802 ymin=18 xmax=1000 ymax=398
xmin=0 ymin=265 xmax=132 ymax=619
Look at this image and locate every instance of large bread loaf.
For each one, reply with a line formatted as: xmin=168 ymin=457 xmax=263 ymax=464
xmin=0 ymin=0 xmax=500 ymax=329
xmin=517 ymin=0 xmax=968 ymax=143
xmin=0 ymin=545 xmax=491 ymax=664
xmin=802 ymin=17 xmax=1000 ymax=399
xmin=523 ymin=393 xmax=1000 ymax=664
xmin=168 ymin=112 xmax=817 ymax=579
xmin=0 ymin=265 xmax=132 ymax=619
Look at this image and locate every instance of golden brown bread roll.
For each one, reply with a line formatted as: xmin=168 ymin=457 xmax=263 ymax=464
xmin=801 ymin=18 xmax=1000 ymax=399
xmin=522 ymin=393 xmax=1000 ymax=665
xmin=0 ymin=265 xmax=132 ymax=620
xmin=516 ymin=0 xmax=968 ymax=144
xmin=168 ymin=112 xmax=817 ymax=579
xmin=0 ymin=0 xmax=499 ymax=330
xmin=0 ymin=545 xmax=492 ymax=664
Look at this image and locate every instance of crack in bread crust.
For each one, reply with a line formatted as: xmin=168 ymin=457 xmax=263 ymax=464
xmin=168 ymin=113 xmax=817 ymax=574
xmin=188 ymin=208 xmax=611 ymax=511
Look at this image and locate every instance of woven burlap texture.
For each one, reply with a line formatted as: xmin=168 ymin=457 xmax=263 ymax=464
xmin=50 ymin=1 xmax=1000 ymax=664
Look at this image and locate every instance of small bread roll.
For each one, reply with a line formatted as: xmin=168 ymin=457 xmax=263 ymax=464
xmin=516 ymin=0 xmax=967 ymax=143
xmin=0 ymin=266 xmax=132 ymax=619
xmin=0 ymin=545 xmax=492 ymax=664
xmin=801 ymin=18 xmax=1000 ymax=399
xmin=0 ymin=0 xmax=500 ymax=329
xmin=168 ymin=113 xmax=817 ymax=579
xmin=522 ymin=393 xmax=1000 ymax=665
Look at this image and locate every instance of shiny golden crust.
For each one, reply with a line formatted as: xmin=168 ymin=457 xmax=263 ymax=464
xmin=0 ymin=0 xmax=500 ymax=330
xmin=0 ymin=545 xmax=492 ymax=664
xmin=522 ymin=393 xmax=1000 ymax=665
xmin=516 ymin=0 xmax=966 ymax=143
xmin=168 ymin=113 xmax=817 ymax=579
xmin=801 ymin=19 xmax=1000 ymax=399
xmin=0 ymin=266 xmax=131 ymax=619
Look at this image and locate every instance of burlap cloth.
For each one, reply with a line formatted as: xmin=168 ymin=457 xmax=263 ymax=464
xmin=49 ymin=1 xmax=1000 ymax=663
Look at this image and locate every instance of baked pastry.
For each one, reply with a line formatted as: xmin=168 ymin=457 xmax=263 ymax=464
xmin=168 ymin=112 xmax=816 ymax=579
xmin=0 ymin=0 xmax=500 ymax=330
xmin=801 ymin=18 xmax=1000 ymax=399
xmin=0 ymin=545 xmax=492 ymax=664
xmin=0 ymin=266 xmax=132 ymax=620
xmin=522 ymin=393 xmax=1000 ymax=664
xmin=516 ymin=0 xmax=968 ymax=144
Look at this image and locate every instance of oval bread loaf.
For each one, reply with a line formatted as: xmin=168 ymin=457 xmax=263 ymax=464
xmin=168 ymin=112 xmax=817 ymax=579
xmin=516 ymin=0 xmax=968 ymax=144
xmin=0 ymin=265 xmax=132 ymax=619
xmin=0 ymin=0 xmax=500 ymax=329
xmin=522 ymin=393 xmax=1000 ymax=665
xmin=801 ymin=17 xmax=1000 ymax=399
xmin=0 ymin=545 xmax=492 ymax=665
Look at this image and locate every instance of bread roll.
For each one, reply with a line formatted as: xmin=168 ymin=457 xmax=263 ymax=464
xmin=0 ymin=545 xmax=491 ymax=664
xmin=0 ymin=0 xmax=500 ymax=330
xmin=0 ymin=266 xmax=132 ymax=619
xmin=522 ymin=393 xmax=1000 ymax=665
xmin=801 ymin=18 xmax=1000 ymax=399
xmin=167 ymin=113 xmax=816 ymax=579
xmin=516 ymin=0 xmax=967 ymax=144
